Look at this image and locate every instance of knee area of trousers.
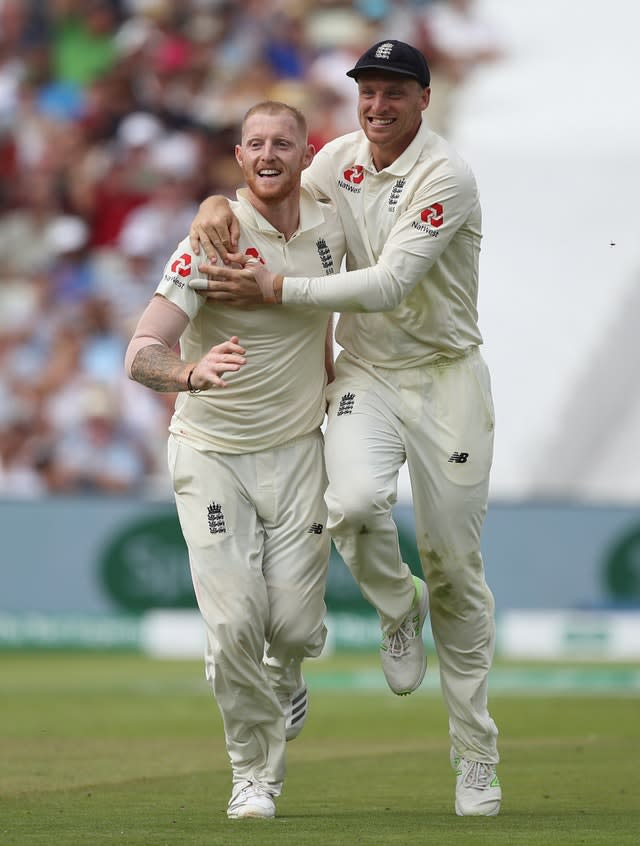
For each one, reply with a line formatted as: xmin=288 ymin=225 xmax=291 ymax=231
xmin=209 ymin=619 xmax=257 ymax=658
xmin=428 ymin=573 xmax=492 ymax=618
xmin=270 ymin=619 xmax=319 ymax=658
xmin=327 ymin=488 xmax=389 ymax=530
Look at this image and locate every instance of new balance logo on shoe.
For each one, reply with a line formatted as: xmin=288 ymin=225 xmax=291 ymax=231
xmin=337 ymin=392 xmax=356 ymax=415
xmin=448 ymin=452 xmax=469 ymax=463
xmin=307 ymin=523 xmax=324 ymax=534
xmin=207 ymin=502 xmax=226 ymax=533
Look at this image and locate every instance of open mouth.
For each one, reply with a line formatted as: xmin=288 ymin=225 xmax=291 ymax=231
xmin=258 ymin=169 xmax=282 ymax=178
xmin=367 ymin=117 xmax=395 ymax=126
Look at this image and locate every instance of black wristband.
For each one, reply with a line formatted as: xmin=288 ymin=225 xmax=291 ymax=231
xmin=187 ymin=368 xmax=201 ymax=394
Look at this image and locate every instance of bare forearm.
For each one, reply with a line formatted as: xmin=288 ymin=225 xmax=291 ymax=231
xmin=130 ymin=344 xmax=190 ymax=392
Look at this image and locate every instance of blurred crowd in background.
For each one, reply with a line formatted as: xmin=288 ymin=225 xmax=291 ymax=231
xmin=0 ymin=0 xmax=502 ymax=498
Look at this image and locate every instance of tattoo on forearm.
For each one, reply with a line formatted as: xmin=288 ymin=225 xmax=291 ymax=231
xmin=131 ymin=344 xmax=188 ymax=392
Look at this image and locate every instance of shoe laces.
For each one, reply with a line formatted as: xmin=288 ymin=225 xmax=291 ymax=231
xmin=383 ymin=610 xmax=419 ymax=657
xmin=461 ymin=760 xmax=496 ymax=790
xmin=231 ymin=780 xmax=272 ymax=800
xmin=230 ymin=780 xmax=253 ymax=802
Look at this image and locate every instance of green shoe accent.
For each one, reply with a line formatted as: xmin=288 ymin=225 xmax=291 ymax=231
xmin=412 ymin=574 xmax=423 ymax=604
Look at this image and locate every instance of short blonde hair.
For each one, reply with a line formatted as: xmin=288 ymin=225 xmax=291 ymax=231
xmin=241 ymin=101 xmax=308 ymax=141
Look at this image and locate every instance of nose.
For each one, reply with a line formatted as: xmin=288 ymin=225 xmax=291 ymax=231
xmin=261 ymin=141 xmax=276 ymax=159
xmin=369 ymin=92 xmax=387 ymax=112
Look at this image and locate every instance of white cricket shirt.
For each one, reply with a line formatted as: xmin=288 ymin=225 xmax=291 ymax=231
xmin=155 ymin=188 xmax=345 ymax=453
xmin=284 ymin=117 xmax=484 ymax=368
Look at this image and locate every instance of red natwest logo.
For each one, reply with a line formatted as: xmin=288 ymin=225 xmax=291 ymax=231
xmin=244 ymin=247 xmax=265 ymax=264
xmin=343 ymin=165 xmax=364 ymax=184
xmin=170 ymin=253 xmax=192 ymax=277
xmin=420 ymin=203 xmax=444 ymax=228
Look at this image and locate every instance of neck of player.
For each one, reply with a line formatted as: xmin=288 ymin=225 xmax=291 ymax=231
xmin=248 ymin=190 xmax=301 ymax=242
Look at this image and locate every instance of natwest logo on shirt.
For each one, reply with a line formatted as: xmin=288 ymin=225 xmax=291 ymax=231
xmin=411 ymin=202 xmax=444 ymax=237
xmin=244 ymin=247 xmax=265 ymax=264
xmin=420 ymin=202 xmax=444 ymax=228
xmin=338 ymin=164 xmax=364 ymax=194
xmin=343 ymin=165 xmax=364 ymax=184
xmin=170 ymin=253 xmax=192 ymax=277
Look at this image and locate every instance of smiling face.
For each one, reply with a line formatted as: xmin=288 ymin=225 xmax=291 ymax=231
xmin=355 ymin=72 xmax=430 ymax=169
xmin=235 ymin=106 xmax=314 ymax=205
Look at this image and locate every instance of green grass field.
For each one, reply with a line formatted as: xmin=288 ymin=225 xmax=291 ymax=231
xmin=2 ymin=652 xmax=639 ymax=845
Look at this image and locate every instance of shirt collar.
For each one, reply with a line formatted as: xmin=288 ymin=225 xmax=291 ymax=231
xmin=235 ymin=187 xmax=325 ymax=236
xmin=359 ymin=115 xmax=430 ymax=176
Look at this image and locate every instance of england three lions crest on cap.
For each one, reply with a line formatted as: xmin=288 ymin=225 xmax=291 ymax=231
xmin=375 ymin=42 xmax=394 ymax=60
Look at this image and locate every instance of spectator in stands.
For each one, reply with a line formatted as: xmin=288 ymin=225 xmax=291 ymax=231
xmin=0 ymin=399 xmax=47 ymax=498
xmin=49 ymin=0 xmax=120 ymax=88
xmin=416 ymin=0 xmax=503 ymax=136
xmin=48 ymin=383 xmax=151 ymax=495
xmin=0 ymin=169 xmax=62 ymax=274
xmin=117 ymin=129 xmax=202 ymax=281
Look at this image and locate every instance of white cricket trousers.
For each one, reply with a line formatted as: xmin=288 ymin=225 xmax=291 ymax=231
xmin=168 ymin=430 xmax=330 ymax=795
xmin=324 ymin=348 xmax=499 ymax=763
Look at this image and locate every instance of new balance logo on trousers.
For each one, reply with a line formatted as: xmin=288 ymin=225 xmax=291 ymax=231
xmin=448 ymin=452 xmax=469 ymax=463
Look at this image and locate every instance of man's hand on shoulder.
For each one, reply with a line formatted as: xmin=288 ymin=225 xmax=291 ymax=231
xmin=191 ymin=254 xmax=283 ymax=306
xmin=188 ymin=195 xmax=240 ymax=262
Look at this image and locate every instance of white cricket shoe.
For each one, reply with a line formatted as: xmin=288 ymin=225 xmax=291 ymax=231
xmin=451 ymin=748 xmax=502 ymax=816
xmin=227 ymin=781 xmax=276 ymax=819
xmin=380 ymin=576 xmax=429 ymax=695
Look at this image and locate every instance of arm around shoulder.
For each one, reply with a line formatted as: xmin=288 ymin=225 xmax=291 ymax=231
xmin=282 ymin=166 xmax=479 ymax=312
xmin=189 ymin=195 xmax=240 ymax=262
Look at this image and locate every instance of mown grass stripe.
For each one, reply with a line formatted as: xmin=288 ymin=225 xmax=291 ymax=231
xmin=306 ymin=666 xmax=640 ymax=694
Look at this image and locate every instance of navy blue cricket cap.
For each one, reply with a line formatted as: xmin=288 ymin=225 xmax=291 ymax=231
xmin=346 ymin=39 xmax=430 ymax=88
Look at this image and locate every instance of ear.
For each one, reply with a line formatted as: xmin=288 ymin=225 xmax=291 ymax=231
xmin=421 ymin=87 xmax=431 ymax=111
xmin=234 ymin=144 xmax=243 ymax=168
xmin=302 ymin=143 xmax=315 ymax=169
